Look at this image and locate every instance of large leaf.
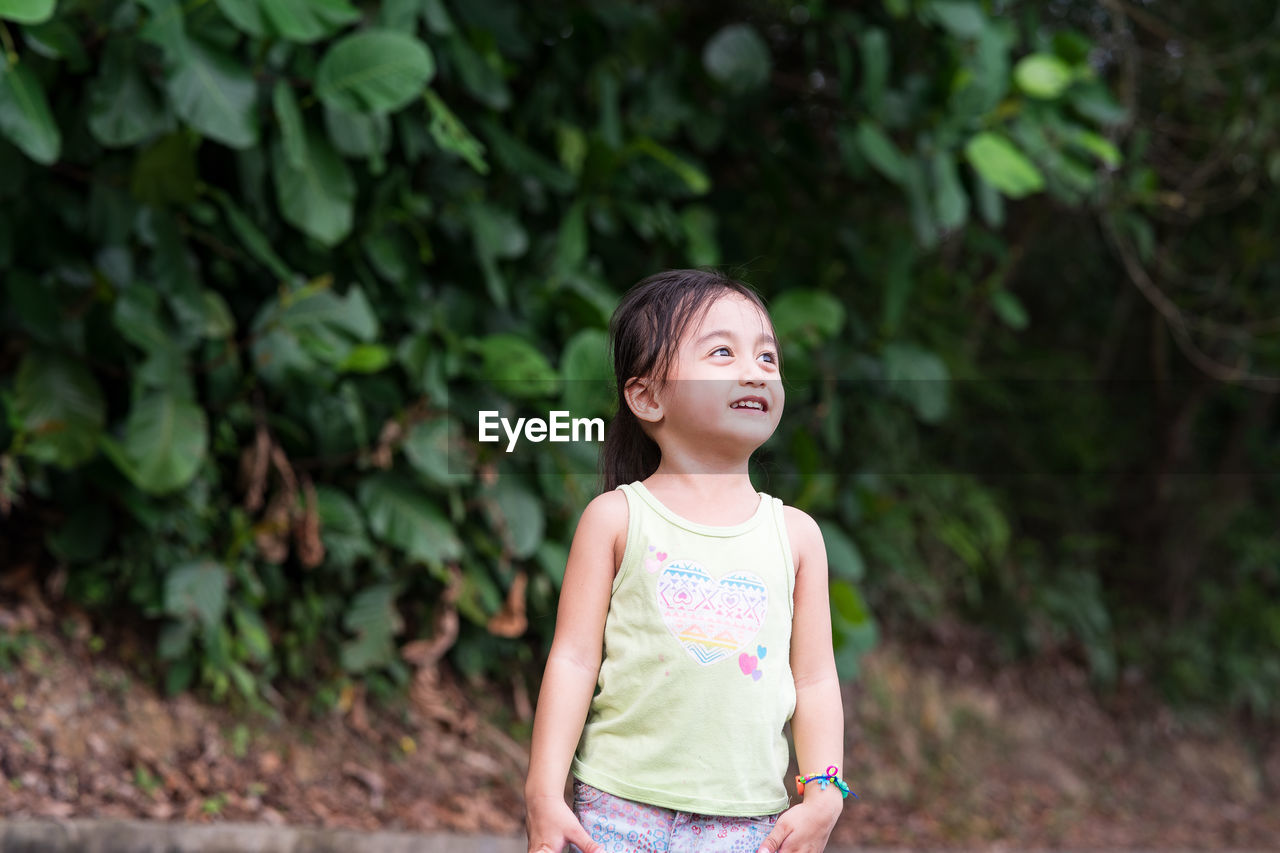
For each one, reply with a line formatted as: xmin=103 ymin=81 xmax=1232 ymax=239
xmin=770 ymin=290 xmax=846 ymax=345
xmin=817 ymin=520 xmax=865 ymax=583
xmin=261 ymin=0 xmax=358 ymax=43
xmin=166 ymin=38 xmax=259 ymax=149
xmin=315 ymin=30 xmax=436 ymax=114
xmin=340 ymin=584 xmax=403 ymax=673
xmin=403 ymin=418 xmax=472 ymax=487
xmin=1014 ymin=53 xmax=1074 ymax=99
xmin=358 ymin=472 xmax=462 ymax=563
xmin=882 ymin=341 xmax=950 ymax=424
xmin=470 ymin=333 xmax=559 ymax=398
xmin=13 ymin=351 xmax=105 ymax=468
xmin=0 ymin=60 xmax=60 ymax=164
xmin=272 ymin=81 xmax=308 ymax=170
xmin=0 ymin=0 xmax=54 ymax=24
xmin=559 ymin=329 xmax=612 ymax=419
xmin=963 ymin=131 xmax=1044 ymax=198
xmin=121 ymin=391 xmax=209 ymax=494
xmin=164 ymin=560 xmax=229 ymax=632
xmin=484 ymin=479 xmax=544 ymax=559
xmin=854 ymin=122 xmax=907 ymax=185
xmin=88 ymin=39 xmax=171 ymax=148
xmin=272 ymin=131 xmax=355 ymax=246
xmin=702 ymin=23 xmax=771 ymax=92
xmin=315 ymin=485 xmax=374 ymax=569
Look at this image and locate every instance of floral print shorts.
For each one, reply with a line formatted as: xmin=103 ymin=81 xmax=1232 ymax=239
xmin=569 ymin=780 xmax=781 ymax=853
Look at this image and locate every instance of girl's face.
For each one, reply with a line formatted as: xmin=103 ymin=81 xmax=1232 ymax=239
xmin=652 ymin=292 xmax=784 ymax=455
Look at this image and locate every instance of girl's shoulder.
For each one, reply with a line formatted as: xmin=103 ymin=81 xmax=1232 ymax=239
xmin=780 ymin=503 xmax=825 ymax=571
xmin=574 ymin=489 xmax=631 ymax=568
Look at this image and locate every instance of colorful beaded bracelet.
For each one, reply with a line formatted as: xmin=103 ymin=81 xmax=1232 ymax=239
xmin=795 ymin=765 xmax=857 ymax=799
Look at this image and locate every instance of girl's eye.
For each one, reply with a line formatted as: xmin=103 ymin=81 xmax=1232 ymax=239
xmin=711 ymin=346 xmax=732 ymax=357
xmin=759 ymin=351 xmax=778 ymax=364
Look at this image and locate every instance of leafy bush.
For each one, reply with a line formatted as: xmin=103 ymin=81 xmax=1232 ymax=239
xmin=1 ymin=0 xmax=1276 ymax=718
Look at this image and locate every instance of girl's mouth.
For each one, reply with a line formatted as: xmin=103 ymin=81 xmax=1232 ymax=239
xmin=729 ymin=396 xmax=769 ymax=413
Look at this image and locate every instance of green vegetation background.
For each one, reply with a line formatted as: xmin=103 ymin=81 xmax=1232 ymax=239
xmin=1 ymin=0 xmax=1278 ymax=720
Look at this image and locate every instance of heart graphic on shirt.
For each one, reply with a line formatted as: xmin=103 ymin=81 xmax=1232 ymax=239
xmin=656 ymin=561 xmax=768 ymax=666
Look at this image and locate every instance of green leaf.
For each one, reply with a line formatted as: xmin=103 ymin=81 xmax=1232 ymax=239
xmin=559 ymin=328 xmax=612 ymax=419
xmin=323 ymin=103 xmax=390 ymax=161
xmin=0 ymin=60 xmax=61 ymax=164
xmin=478 ymin=117 xmax=572 ymax=192
xmin=403 ymin=418 xmax=471 ymax=487
xmin=214 ymin=0 xmax=266 ymax=36
xmin=1014 ymin=53 xmax=1074 ymax=99
xmin=631 ymin=138 xmax=710 ymax=195
xmin=989 ymin=289 xmax=1029 ymax=330
xmin=315 ymin=484 xmax=374 ymax=569
xmin=702 ymin=23 xmax=771 ymax=92
xmin=424 ymin=88 xmax=488 ymax=173
xmin=164 ymin=560 xmax=228 ymax=632
xmin=213 ymin=190 xmax=292 ymax=281
xmin=818 ymin=521 xmax=865 ymax=583
xmin=830 ymin=579 xmax=878 ymax=680
xmin=89 ymin=39 xmax=172 ymax=148
xmin=553 ymin=200 xmax=587 ymax=274
xmin=923 ymin=0 xmax=985 ymax=38
xmin=445 ymin=35 xmax=510 ymax=110
xmin=166 ymin=38 xmax=259 ymax=149
xmin=1069 ymin=81 xmax=1129 ymax=126
xmin=471 ymin=333 xmax=560 ymax=398
xmin=340 ymin=584 xmax=403 ymax=672
xmin=272 ymin=81 xmax=308 ymax=170
xmin=23 ymin=19 xmax=88 ymax=70
xmin=261 ymin=0 xmax=358 ymax=43
xmin=121 ymin=391 xmax=208 ymax=493
xmin=680 ymin=205 xmax=719 ymax=267
xmin=232 ymin=604 xmax=272 ymax=663
xmin=963 ymin=131 xmax=1044 ymax=198
xmin=14 ymin=351 xmax=105 ymax=468
xmin=484 ymin=479 xmax=544 ymax=559
xmin=854 ymin=122 xmax=907 ymax=185
xmin=358 ymin=472 xmax=462 ymax=563
xmin=932 ymin=150 xmax=969 ymax=231
xmin=316 ymin=30 xmax=436 ymax=114
xmin=338 ymin=343 xmax=392 ymax=373
xmin=113 ymin=285 xmax=171 ymax=353
xmin=1069 ymin=127 xmax=1122 ymax=168
xmin=882 ymin=341 xmax=950 ymax=423
xmin=770 ymin=290 xmax=846 ymax=345
xmin=272 ymin=131 xmax=355 ymax=246
xmin=0 ymin=0 xmax=55 ymax=24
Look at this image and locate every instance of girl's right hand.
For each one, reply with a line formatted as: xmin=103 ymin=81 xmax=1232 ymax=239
xmin=525 ymin=794 xmax=601 ymax=853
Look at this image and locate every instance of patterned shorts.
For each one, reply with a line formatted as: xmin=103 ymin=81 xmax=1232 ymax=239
xmin=569 ymin=781 xmax=781 ymax=853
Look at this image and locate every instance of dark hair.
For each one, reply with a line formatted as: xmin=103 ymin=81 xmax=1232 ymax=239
xmin=600 ymin=269 xmax=771 ymax=492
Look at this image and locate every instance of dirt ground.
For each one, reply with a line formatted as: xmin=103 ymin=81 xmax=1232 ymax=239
xmin=2 ymin=590 xmax=1278 ymax=849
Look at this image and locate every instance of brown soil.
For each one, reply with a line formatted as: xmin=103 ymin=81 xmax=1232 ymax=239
xmin=2 ymin=588 xmax=1278 ymax=848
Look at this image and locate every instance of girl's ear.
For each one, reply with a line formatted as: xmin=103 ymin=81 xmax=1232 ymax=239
xmin=624 ymin=377 xmax=663 ymax=424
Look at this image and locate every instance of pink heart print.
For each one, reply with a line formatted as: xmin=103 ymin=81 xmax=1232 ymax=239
xmin=738 ymin=652 xmax=757 ymax=675
xmin=656 ymin=561 xmax=768 ymax=666
xmin=656 ymin=551 xmax=667 ymax=561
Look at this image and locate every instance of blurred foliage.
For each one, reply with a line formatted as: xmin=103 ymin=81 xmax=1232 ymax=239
xmin=0 ymin=0 xmax=1278 ymax=719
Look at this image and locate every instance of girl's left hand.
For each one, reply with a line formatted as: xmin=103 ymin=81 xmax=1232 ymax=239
xmin=756 ymin=796 xmax=843 ymax=853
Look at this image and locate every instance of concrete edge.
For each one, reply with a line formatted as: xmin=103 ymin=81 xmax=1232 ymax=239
xmin=0 ymin=819 xmax=527 ymax=853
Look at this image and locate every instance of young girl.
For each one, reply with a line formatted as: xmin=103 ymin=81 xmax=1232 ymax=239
xmin=525 ymin=269 xmax=848 ymax=853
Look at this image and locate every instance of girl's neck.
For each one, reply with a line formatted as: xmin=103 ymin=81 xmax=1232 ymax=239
xmin=641 ymin=466 xmax=761 ymax=526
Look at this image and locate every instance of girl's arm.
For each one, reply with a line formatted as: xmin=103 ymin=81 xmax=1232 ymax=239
xmin=758 ymin=508 xmax=845 ymax=853
xmin=525 ymin=491 xmax=626 ymax=853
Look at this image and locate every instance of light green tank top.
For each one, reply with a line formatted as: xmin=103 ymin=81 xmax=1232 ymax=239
xmin=571 ymin=481 xmax=798 ymax=817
